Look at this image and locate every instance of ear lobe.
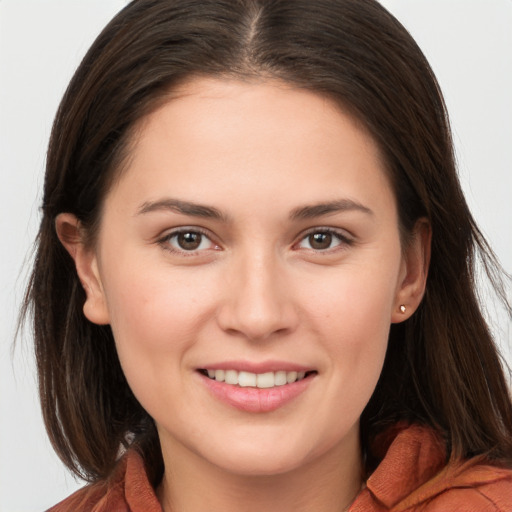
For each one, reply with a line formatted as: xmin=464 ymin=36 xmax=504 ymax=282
xmin=55 ymin=213 xmax=110 ymax=325
xmin=391 ymin=218 xmax=431 ymax=324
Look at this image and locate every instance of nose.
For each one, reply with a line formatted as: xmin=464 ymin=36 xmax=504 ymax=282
xmin=216 ymin=251 xmax=299 ymax=341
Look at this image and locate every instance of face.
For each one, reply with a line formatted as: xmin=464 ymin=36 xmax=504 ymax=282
xmin=63 ymin=78 xmax=426 ymax=477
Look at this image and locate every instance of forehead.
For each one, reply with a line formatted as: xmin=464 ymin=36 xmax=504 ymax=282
xmin=105 ymin=77 xmax=395 ymax=219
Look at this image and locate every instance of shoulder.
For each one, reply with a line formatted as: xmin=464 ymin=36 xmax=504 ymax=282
xmin=46 ymin=450 xmax=162 ymax=512
xmin=47 ymin=481 xmax=113 ymax=512
xmin=416 ymin=461 xmax=512 ymax=512
xmin=353 ymin=424 xmax=512 ymax=512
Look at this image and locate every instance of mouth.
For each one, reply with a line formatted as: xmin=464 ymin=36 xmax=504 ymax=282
xmin=198 ymin=369 xmax=317 ymax=389
xmin=197 ymin=362 xmax=318 ymax=412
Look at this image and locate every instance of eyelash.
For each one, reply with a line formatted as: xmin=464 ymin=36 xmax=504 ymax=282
xmin=157 ymin=227 xmax=354 ymax=256
xmin=157 ymin=228 xmax=219 ymax=255
xmin=295 ymin=228 xmax=354 ymax=253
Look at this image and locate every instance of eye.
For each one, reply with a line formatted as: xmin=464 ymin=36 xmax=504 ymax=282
xmin=159 ymin=229 xmax=218 ymax=253
xmin=296 ymin=229 xmax=352 ymax=251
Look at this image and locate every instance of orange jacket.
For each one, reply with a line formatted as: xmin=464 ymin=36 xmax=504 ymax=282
xmin=49 ymin=424 xmax=512 ymax=512
xmin=351 ymin=424 xmax=512 ymax=511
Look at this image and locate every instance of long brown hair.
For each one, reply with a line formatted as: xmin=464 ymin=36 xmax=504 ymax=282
xmin=22 ymin=0 xmax=512 ymax=485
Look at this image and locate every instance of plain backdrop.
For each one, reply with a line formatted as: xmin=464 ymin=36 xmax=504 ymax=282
xmin=1 ymin=1 xmax=511 ymax=510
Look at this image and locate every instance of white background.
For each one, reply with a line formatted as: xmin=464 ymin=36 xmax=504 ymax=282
xmin=1 ymin=1 xmax=511 ymax=510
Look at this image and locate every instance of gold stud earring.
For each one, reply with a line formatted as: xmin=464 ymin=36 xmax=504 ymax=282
xmin=399 ymin=305 xmax=406 ymax=314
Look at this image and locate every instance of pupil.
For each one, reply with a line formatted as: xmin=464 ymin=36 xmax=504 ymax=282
xmin=178 ymin=232 xmax=201 ymax=250
xmin=310 ymin=232 xmax=332 ymax=250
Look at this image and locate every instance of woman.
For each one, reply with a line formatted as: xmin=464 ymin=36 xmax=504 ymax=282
xmin=22 ymin=0 xmax=512 ymax=510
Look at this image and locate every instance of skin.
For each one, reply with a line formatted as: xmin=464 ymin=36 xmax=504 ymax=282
xmin=57 ymin=78 xmax=430 ymax=512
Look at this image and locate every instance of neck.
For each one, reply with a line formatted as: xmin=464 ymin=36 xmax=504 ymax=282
xmin=157 ymin=429 xmax=363 ymax=512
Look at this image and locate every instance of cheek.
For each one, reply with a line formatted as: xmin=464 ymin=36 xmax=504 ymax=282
xmin=99 ymin=260 xmax=217 ymax=391
xmin=306 ymin=258 xmax=398 ymax=342
xmin=303 ymin=257 xmax=400 ymax=398
xmin=322 ymin=282 xmax=391 ymax=390
xmin=100 ymin=269 xmax=222 ymax=430
xmin=103 ymin=255 xmax=212 ymax=336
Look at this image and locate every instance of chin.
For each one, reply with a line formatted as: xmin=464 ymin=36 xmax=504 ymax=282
xmin=194 ymin=427 xmax=337 ymax=478
xmin=210 ymin=447 xmax=309 ymax=477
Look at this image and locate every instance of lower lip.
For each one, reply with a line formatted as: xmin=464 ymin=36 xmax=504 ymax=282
xmin=199 ymin=373 xmax=314 ymax=413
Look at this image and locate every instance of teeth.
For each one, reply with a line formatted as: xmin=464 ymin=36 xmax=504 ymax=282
xmin=205 ymin=369 xmax=309 ymax=388
xmin=225 ymin=369 xmax=238 ymax=385
xmin=238 ymin=371 xmax=256 ymax=387
xmin=286 ymin=371 xmax=298 ymax=384
xmin=274 ymin=371 xmax=287 ymax=386
xmin=257 ymin=372 xmax=274 ymax=388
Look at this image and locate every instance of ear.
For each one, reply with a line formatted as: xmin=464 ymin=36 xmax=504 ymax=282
xmin=55 ymin=213 xmax=110 ymax=325
xmin=391 ymin=218 xmax=431 ymax=323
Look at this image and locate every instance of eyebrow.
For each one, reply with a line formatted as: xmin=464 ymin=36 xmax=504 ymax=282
xmin=136 ymin=197 xmax=373 ymax=222
xmin=136 ymin=198 xmax=228 ymax=221
xmin=290 ymin=199 xmax=374 ymax=220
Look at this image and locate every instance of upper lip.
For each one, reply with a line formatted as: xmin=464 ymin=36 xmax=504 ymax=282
xmin=197 ymin=360 xmax=315 ymax=373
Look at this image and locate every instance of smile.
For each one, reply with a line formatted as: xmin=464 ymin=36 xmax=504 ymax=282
xmin=198 ymin=367 xmax=317 ymax=412
xmin=201 ymin=369 xmax=309 ymax=388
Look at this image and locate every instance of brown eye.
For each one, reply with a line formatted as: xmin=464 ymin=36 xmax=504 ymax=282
xmin=177 ymin=232 xmax=203 ymax=250
xmin=297 ymin=230 xmax=349 ymax=252
xmin=162 ymin=230 xmax=216 ymax=253
xmin=308 ymin=232 xmax=333 ymax=250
